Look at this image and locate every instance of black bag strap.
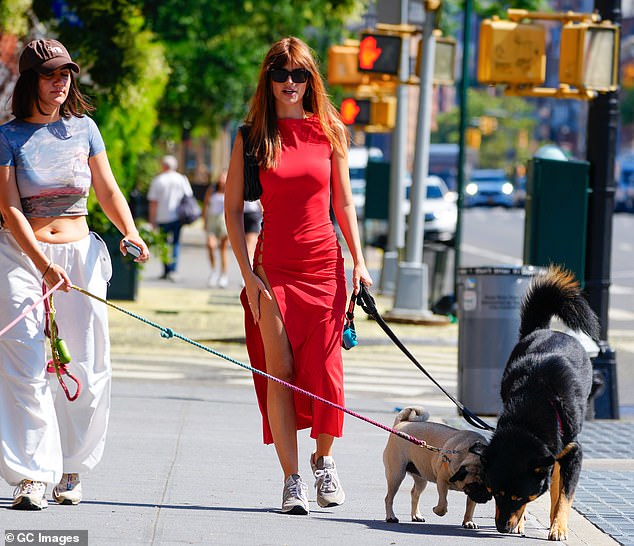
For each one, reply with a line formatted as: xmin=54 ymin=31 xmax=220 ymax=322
xmin=239 ymin=124 xmax=262 ymax=202
xmin=356 ymin=283 xmax=495 ymax=432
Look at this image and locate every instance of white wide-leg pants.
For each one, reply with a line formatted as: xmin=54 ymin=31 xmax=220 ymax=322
xmin=0 ymin=230 xmax=113 ymax=486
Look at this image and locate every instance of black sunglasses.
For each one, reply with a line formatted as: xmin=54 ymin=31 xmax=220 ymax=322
xmin=269 ymin=67 xmax=309 ymax=84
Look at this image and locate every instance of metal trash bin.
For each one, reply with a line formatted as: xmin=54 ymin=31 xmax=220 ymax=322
xmin=457 ymin=266 xmax=544 ymax=415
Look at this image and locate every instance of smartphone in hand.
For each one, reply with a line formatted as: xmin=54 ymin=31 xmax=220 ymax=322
xmin=123 ymin=240 xmax=142 ymax=258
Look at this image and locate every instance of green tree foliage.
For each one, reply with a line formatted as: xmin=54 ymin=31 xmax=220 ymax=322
xmin=31 ymin=1 xmax=169 ymax=232
xmin=0 ymin=0 xmax=31 ymax=36
xmin=140 ymin=0 xmax=363 ymax=140
xmin=433 ymin=88 xmax=537 ymax=171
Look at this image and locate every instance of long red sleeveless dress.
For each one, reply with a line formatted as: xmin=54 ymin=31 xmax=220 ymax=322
xmin=241 ymin=116 xmax=347 ymax=444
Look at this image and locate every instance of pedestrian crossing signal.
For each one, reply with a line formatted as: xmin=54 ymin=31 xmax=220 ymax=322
xmin=358 ymin=33 xmax=401 ymax=76
xmin=340 ymin=98 xmax=371 ymax=125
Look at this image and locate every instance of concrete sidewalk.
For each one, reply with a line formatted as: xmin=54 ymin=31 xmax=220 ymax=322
xmin=0 ymin=380 xmax=617 ymax=546
xmin=0 ymin=223 xmax=629 ymax=545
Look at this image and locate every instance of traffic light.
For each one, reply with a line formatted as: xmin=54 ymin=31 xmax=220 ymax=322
xmin=415 ymin=35 xmax=457 ymax=84
xmin=479 ymin=116 xmax=498 ymax=135
xmin=477 ymin=18 xmax=546 ymax=86
xmin=340 ymin=98 xmax=371 ymax=125
xmin=340 ymin=97 xmax=396 ymax=129
xmin=327 ymin=43 xmax=364 ymax=87
xmin=559 ymin=21 xmax=619 ymax=92
xmin=358 ymin=33 xmax=402 ymax=76
xmin=465 ymin=127 xmax=481 ymax=149
xmin=371 ymin=96 xmax=396 ymax=129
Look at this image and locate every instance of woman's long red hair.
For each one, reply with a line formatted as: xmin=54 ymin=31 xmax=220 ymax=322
xmin=244 ymin=36 xmax=349 ymax=169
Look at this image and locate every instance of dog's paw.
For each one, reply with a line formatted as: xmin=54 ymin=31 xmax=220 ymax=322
xmin=548 ymin=524 xmax=568 ymax=541
xmin=433 ymin=505 xmax=448 ymax=517
xmin=385 ymin=516 xmax=399 ymax=523
xmin=411 ymin=514 xmax=425 ymax=522
xmin=462 ymin=520 xmax=479 ymax=529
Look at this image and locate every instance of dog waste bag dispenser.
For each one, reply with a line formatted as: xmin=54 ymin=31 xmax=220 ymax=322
xmin=457 ymin=266 xmax=543 ymax=415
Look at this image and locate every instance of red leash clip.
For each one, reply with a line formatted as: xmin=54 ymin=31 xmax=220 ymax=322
xmin=43 ymin=284 xmax=81 ymax=401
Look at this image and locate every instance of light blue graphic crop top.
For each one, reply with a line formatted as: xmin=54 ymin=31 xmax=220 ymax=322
xmin=0 ymin=115 xmax=106 ymax=217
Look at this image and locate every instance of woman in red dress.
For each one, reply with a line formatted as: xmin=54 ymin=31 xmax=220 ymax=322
xmin=225 ymin=37 xmax=372 ymax=515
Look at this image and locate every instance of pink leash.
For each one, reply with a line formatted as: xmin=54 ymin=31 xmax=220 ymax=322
xmin=0 ymin=279 xmax=64 ymax=337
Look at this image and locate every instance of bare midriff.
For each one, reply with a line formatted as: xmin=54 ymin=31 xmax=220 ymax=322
xmin=29 ymin=215 xmax=90 ymax=244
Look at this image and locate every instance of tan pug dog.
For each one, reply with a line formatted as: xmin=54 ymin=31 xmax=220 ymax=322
xmin=383 ymin=406 xmax=492 ymax=528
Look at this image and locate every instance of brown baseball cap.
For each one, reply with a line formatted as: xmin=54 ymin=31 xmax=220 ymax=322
xmin=19 ymin=39 xmax=80 ymax=75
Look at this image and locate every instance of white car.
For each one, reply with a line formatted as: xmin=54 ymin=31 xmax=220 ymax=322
xmin=364 ymin=175 xmax=457 ymax=248
xmin=349 ymin=146 xmax=384 ymax=219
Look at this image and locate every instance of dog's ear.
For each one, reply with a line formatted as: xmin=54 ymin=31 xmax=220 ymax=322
xmin=449 ymin=465 xmax=469 ymax=483
xmin=469 ymin=441 xmax=487 ymax=457
xmin=532 ymin=455 xmax=555 ymax=476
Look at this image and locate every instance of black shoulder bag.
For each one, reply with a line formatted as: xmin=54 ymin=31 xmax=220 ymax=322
xmin=239 ymin=125 xmax=262 ymax=202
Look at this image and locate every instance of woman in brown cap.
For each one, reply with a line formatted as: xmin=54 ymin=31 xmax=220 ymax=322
xmin=0 ymin=38 xmax=149 ymax=510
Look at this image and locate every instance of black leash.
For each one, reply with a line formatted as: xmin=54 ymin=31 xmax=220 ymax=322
xmin=355 ymin=284 xmax=495 ymax=432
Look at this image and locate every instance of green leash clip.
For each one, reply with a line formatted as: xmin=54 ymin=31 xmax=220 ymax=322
xmin=54 ymin=337 xmax=72 ymax=364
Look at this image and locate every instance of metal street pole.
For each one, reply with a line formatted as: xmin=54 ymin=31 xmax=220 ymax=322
xmin=380 ymin=0 xmax=410 ymax=295
xmin=452 ymin=0 xmax=473 ymax=307
xmin=585 ymin=0 xmax=621 ymax=419
xmin=389 ymin=1 xmax=438 ymax=319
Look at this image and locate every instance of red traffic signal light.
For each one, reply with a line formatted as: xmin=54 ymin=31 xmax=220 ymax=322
xmin=340 ymin=98 xmax=371 ymax=125
xmin=358 ymin=33 xmax=401 ymax=76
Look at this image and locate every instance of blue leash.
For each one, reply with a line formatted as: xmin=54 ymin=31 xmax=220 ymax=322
xmin=70 ymin=285 xmax=462 ymax=453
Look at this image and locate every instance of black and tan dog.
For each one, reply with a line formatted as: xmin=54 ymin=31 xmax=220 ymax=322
xmin=481 ymin=266 xmax=600 ymax=541
xmin=383 ymin=406 xmax=491 ymax=528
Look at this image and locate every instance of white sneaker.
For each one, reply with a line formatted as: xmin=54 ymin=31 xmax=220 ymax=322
xmin=208 ymin=271 xmax=219 ymax=287
xmin=218 ymin=274 xmax=228 ymax=288
xmin=281 ymin=474 xmax=309 ymax=515
xmin=311 ymin=454 xmax=345 ymax=508
xmin=12 ymin=479 xmax=48 ymax=510
xmin=52 ymin=473 xmax=82 ymax=505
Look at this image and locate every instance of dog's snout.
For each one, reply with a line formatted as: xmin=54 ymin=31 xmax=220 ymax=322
xmin=496 ymin=520 xmax=513 ymax=534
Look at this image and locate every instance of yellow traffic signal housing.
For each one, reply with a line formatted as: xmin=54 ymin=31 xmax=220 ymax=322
xmin=415 ymin=34 xmax=457 ymax=84
xmin=466 ymin=127 xmax=481 ymax=149
xmin=477 ymin=18 xmax=546 ymax=85
xmin=327 ymin=43 xmax=364 ymax=86
xmin=559 ymin=22 xmax=619 ymax=92
xmin=371 ymin=96 xmax=396 ymax=129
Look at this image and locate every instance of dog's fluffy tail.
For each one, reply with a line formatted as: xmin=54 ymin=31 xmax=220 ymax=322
xmin=520 ymin=265 xmax=600 ymax=340
xmin=393 ymin=406 xmax=430 ymax=426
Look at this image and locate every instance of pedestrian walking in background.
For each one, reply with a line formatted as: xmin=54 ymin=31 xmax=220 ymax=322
xmin=0 ymin=38 xmax=149 ymax=510
xmin=147 ymin=155 xmax=193 ymax=281
xmin=203 ymin=170 xmax=229 ymax=288
xmin=225 ymin=36 xmax=372 ymax=516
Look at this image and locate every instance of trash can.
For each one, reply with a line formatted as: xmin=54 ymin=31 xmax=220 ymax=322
xmin=457 ymin=265 xmax=544 ymax=415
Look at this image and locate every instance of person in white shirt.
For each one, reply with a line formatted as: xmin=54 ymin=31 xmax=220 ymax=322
xmin=147 ymin=155 xmax=192 ymax=280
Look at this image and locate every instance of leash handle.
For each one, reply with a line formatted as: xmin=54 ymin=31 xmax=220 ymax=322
xmin=44 ymin=288 xmax=81 ymax=402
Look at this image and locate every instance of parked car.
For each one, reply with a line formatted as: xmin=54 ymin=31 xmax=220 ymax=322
xmin=349 ymin=146 xmax=383 ymax=219
xmin=364 ymin=175 xmax=457 ymax=248
xmin=464 ymin=168 xmax=514 ymax=207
